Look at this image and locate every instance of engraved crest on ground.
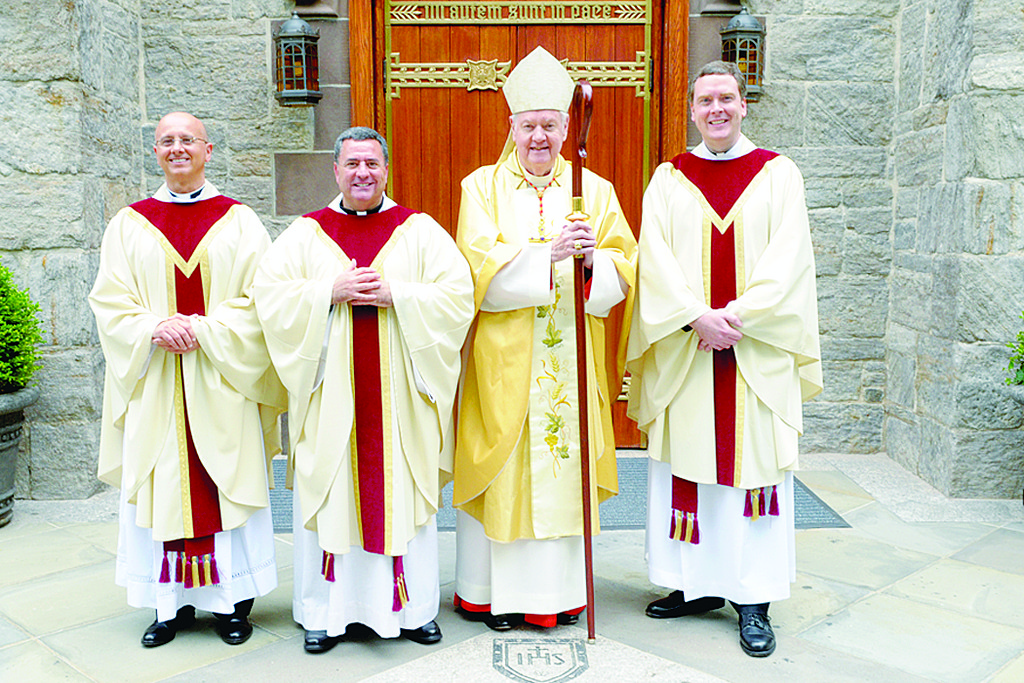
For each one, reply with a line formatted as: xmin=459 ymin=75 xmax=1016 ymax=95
xmin=493 ymin=639 xmax=589 ymax=683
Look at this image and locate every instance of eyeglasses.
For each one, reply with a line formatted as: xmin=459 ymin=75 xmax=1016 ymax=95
xmin=156 ymin=136 xmax=207 ymax=148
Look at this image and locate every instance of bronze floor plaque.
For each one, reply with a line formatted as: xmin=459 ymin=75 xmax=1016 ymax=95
xmin=493 ymin=638 xmax=589 ymax=683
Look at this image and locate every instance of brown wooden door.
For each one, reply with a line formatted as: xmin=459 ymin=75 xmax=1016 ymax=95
xmin=349 ymin=0 xmax=690 ymax=447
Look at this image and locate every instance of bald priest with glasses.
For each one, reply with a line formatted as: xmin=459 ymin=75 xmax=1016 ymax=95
xmin=90 ymin=112 xmax=286 ymax=648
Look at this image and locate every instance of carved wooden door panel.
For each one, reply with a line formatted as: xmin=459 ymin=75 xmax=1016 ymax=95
xmin=354 ymin=0 xmax=688 ymax=447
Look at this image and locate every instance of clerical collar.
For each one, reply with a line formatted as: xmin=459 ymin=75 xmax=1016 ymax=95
xmin=166 ymin=185 xmax=206 ymax=203
xmin=692 ymin=135 xmax=756 ymax=161
xmin=329 ymin=193 xmax=396 ymax=215
xmin=339 ymin=200 xmax=384 ymax=216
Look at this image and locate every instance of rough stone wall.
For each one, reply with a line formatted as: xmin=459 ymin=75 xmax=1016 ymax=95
xmin=744 ymin=0 xmax=897 ymax=454
xmin=3 ymin=0 xmax=312 ymax=499
xmin=885 ymin=0 xmax=1024 ymax=497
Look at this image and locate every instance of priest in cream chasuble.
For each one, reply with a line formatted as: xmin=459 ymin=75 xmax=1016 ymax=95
xmin=254 ymin=127 xmax=474 ymax=650
xmin=453 ymin=47 xmax=637 ymax=629
xmin=627 ymin=63 xmax=821 ymax=659
xmin=90 ymin=112 xmax=285 ymax=647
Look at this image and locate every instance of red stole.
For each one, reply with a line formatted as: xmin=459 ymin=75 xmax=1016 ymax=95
xmin=311 ymin=205 xmax=418 ymax=610
xmin=667 ymin=150 xmax=780 ymax=544
xmin=131 ymin=195 xmax=239 ymax=585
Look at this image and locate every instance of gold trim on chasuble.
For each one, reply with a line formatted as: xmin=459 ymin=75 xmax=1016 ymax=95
xmin=132 ymin=205 xmax=237 ymax=538
xmin=315 ymin=219 xmax=410 ymax=553
xmin=671 ymin=160 xmax=785 ymax=486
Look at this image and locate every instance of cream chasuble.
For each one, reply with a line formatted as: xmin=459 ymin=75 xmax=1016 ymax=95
xmin=253 ymin=196 xmax=474 ymax=558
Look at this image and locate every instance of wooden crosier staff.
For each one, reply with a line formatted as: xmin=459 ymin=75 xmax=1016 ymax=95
xmin=567 ymin=79 xmax=596 ymax=643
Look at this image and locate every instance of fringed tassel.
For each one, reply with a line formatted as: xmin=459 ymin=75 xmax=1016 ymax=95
xmin=176 ymin=552 xmax=184 ymax=583
xmin=321 ymin=551 xmax=336 ymax=582
xmin=669 ymin=509 xmax=700 ymax=544
xmin=209 ymin=554 xmax=220 ymax=584
xmin=392 ymin=556 xmax=409 ymax=612
xmin=201 ymin=554 xmax=213 ymax=586
xmin=768 ymin=484 xmax=779 ymax=517
xmin=184 ymin=557 xmax=195 ymax=589
xmin=744 ymin=488 xmax=767 ymax=521
xmin=159 ymin=551 xmax=171 ymax=584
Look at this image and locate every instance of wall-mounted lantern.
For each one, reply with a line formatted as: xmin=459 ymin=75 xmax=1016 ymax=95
xmin=273 ymin=12 xmax=323 ymax=107
xmin=720 ymin=8 xmax=765 ymax=101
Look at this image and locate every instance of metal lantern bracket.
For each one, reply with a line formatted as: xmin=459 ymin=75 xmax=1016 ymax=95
xmin=720 ymin=8 xmax=765 ymax=101
xmin=274 ymin=11 xmax=324 ymax=107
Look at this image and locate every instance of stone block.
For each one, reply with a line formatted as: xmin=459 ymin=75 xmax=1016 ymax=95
xmin=0 ymin=81 xmax=83 ymax=175
xmin=896 ymin=3 xmax=925 ymax=114
xmin=893 ymin=126 xmax=944 ymax=187
xmin=916 ymin=334 xmax=958 ymax=427
xmin=894 ymin=187 xmax=919 ymax=220
xmin=224 ymin=177 xmax=276 ymax=217
xmin=956 ymin=382 xmax=1023 ymax=430
xmin=0 ymin=0 xmax=79 ymax=81
xmin=222 ymin=107 xmax=314 ymax=152
xmin=846 ymin=207 xmax=892 ymax=236
xmin=231 ymin=149 xmax=273 ymax=177
xmin=787 ymin=147 xmax=888 ymax=179
xmin=739 ymin=82 xmax=805 ymax=150
xmin=747 ymin=0 xmax=802 ymax=13
xmin=922 ymin=0 xmax=972 ymax=102
xmin=883 ymin=412 xmax=920 ymax=473
xmin=918 ymin=417 xmax=954 ymax=492
xmin=917 ymin=183 xmax=970 ymax=254
xmin=960 ymin=180 xmax=1022 ymax=256
xmin=956 ymin=255 xmax=1024 ymax=343
xmin=886 ymin=322 xmax=918 ymax=355
xmin=800 ymin=402 xmax=883 ymax=454
xmin=771 ymin=16 xmax=895 ymax=83
xmin=889 ymin=268 xmax=931 ymax=331
xmin=817 ymin=276 xmax=888 ymax=337
xmin=28 ymin=348 xmax=104 ymax=423
xmin=809 ymin=209 xmax=844 ymax=277
xmin=949 ymin=429 xmax=1024 ymax=499
xmin=20 ymin=421 xmax=104 ymax=500
xmin=959 ymin=341 xmax=1021 ymax=386
xmin=0 ymin=176 xmax=90 ymax=250
xmin=893 ymin=219 xmax=915 ymax=251
xmin=141 ymin=1 xmax=232 ymax=21
xmin=804 ymin=178 xmax=842 ymax=210
xmin=80 ymin=99 xmax=139 ymax=180
xmin=233 ymin=0 xmax=293 ymax=20
xmin=911 ymin=102 xmax=948 ymax=131
xmin=842 ymin=228 xmax=891 ymax=278
xmin=973 ymin=0 xmax=1024 ymax=55
xmin=101 ymin=26 xmax=142 ymax=102
xmin=970 ymin=53 xmax=1024 ymax=92
xmin=886 ymin=351 xmax=915 ymax=410
xmin=819 ymin=361 xmax=862 ymax=402
xmin=144 ymin=33 xmax=268 ymax=121
xmin=806 ymin=83 xmax=893 ymax=147
xmin=947 ymin=94 xmax=1024 ymax=181
xmin=929 ymin=255 xmax=959 ymax=339
xmin=803 ymin=0 xmax=898 ymax=16
xmin=841 ymin=180 xmax=893 ymax=210
xmin=820 ymin=335 xmax=886 ymax=362
xmin=863 ymin=387 xmax=883 ymax=403
xmin=21 ymin=251 xmax=102 ymax=348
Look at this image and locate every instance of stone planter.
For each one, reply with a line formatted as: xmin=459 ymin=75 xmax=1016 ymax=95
xmin=0 ymin=385 xmax=39 ymax=527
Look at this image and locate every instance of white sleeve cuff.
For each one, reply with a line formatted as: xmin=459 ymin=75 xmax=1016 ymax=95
xmin=584 ymin=251 xmax=627 ymax=318
xmin=480 ymin=243 xmax=554 ymax=312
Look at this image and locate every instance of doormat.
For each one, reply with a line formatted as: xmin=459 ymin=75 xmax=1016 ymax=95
xmin=270 ymin=456 xmax=849 ymax=533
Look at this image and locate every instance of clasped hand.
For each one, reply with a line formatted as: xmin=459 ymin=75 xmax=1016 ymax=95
xmin=692 ymin=309 xmax=743 ymax=352
xmin=332 ymin=261 xmax=392 ymax=307
xmin=152 ymin=313 xmax=199 ymax=354
xmin=551 ymin=220 xmax=595 ymax=269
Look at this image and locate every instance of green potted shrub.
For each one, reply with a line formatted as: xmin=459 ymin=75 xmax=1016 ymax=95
xmin=0 ymin=257 xmax=42 ymax=527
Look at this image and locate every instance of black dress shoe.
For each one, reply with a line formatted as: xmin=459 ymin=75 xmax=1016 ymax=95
xmin=645 ymin=591 xmax=725 ymax=619
xmin=483 ymin=613 xmax=521 ymax=631
xmin=215 ymin=615 xmax=253 ymax=645
xmin=731 ymin=602 xmax=775 ymax=657
xmin=557 ymin=612 xmax=580 ymax=625
xmin=141 ymin=605 xmax=195 ymax=648
xmin=304 ymin=629 xmax=342 ymax=653
xmin=400 ymin=619 xmax=442 ymax=644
